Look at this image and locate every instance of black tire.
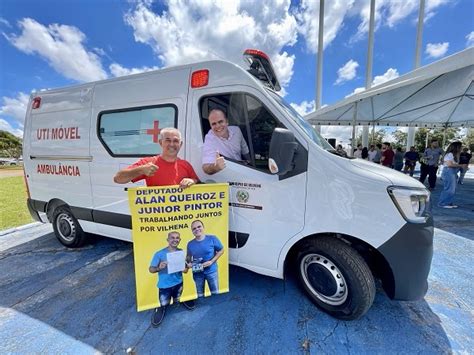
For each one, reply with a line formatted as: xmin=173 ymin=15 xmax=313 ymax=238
xmin=52 ymin=206 xmax=87 ymax=248
xmin=296 ymin=236 xmax=375 ymax=320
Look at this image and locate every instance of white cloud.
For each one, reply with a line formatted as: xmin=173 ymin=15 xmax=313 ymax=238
xmin=124 ymin=0 xmax=298 ymax=89
xmin=465 ymin=31 xmax=474 ymax=47
xmin=0 ymin=17 xmax=11 ymax=28
xmin=350 ymin=0 xmax=450 ymax=43
xmin=290 ymin=100 xmax=315 ymax=116
xmin=1 ymin=92 xmax=29 ymax=124
xmin=425 ymin=0 xmax=451 ymax=21
xmin=372 ymin=67 xmax=399 ymax=86
xmin=347 ymin=67 xmax=399 ymax=97
xmin=93 ymin=47 xmax=107 ymax=57
xmin=321 ymin=126 xmax=353 ymax=147
xmin=385 ymin=1 xmax=418 ymax=28
xmin=0 ymin=119 xmax=23 ymax=137
xmin=335 ymin=59 xmax=359 ymax=85
xmin=296 ymin=0 xmax=448 ymax=50
xmin=272 ymin=51 xmax=295 ymax=89
xmin=321 ymin=126 xmax=389 ymax=148
xmin=350 ymin=87 xmax=366 ymax=97
xmin=297 ymin=0 xmax=355 ymax=52
xmin=425 ymin=42 xmax=449 ymax=58
xmin=109 ymin=63 xmax=160 ymax=77
xmin=6 ymin=18 xmax=107 ymax=82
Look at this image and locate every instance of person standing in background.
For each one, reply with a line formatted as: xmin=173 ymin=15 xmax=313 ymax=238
xmin=336 ymin=144 xmax=348 ymax=157
xmin=368 ymin=145 xmax=377 ymax=162
xmin=458 ymin=147 xmax=472 ymax=184
xmin=438 ymin=142 xmax=465 ymax=208
xmin=361 ymin=147 xmax=369 ymax=160
xmin=381 ymin=142 xmax=394 ymax=168
xmin=419 ymin=139 xmax=443 ymax=190
xmin=373 ymin=144 xmax=382 ymax=164
xmin=353 ymin=144 xmax=363 ymax=158
xmin=403 ymin=146 xmax=419 ymax=177
xmin=393 ymin=147 xmax=404 ymax=171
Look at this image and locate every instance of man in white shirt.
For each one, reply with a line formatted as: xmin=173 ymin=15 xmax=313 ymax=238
xmin=368 ymin=145 xmax=377 ymax=162
xmin=202 ymin=109 xmax=250 ymax=175
xmin=353 ymin=144 xmax=363 ymax=158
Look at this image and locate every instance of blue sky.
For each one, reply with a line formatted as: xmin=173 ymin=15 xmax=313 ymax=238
xmin=1 ymin=0 xmax=473 ymax=144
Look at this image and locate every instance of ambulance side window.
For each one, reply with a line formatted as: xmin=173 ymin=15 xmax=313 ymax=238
xmin=200 ymin=93 xmax=285 ymax=173
xmin=98 ymin=105 xmax=177 ymax=157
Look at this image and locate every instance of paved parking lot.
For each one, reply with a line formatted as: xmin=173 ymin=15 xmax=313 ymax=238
xmin=0 ymin=176 xmax=473 ymax=354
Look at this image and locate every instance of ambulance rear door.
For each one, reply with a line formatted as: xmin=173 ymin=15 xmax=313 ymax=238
xmin=24 ymin=87 xmax=94 ymax=227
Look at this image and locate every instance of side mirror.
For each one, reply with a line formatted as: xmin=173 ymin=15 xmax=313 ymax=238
xmin=268 ymin=128 xmax=298 ymax=175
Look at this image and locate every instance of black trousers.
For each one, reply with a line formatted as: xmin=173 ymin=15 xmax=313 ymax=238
xmin=419 ymin=164 xmax=438 ymax=188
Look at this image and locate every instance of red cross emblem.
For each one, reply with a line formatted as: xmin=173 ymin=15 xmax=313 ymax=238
xmin=146 ymin=120 xmax=161 ymax=143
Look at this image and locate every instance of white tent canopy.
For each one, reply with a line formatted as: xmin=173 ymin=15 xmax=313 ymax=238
xmin=305 ymin=47 xmax=474 ymax=128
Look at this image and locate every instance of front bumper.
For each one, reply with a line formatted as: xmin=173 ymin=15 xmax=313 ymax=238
xmin=377 ymin=216 xmax=434 ymax=300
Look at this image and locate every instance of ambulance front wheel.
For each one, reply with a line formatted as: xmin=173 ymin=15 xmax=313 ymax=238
xmin=52 ymin=206 xmax=87 ymax=248
xmin=296 ymin=236 xmax=375 ymax=320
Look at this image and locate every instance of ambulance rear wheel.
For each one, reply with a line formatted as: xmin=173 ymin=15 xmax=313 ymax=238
xmin=296 ymin=236 xmax=375 ymax=320
xmin=52 ymin=206 xmax=86 ymax=248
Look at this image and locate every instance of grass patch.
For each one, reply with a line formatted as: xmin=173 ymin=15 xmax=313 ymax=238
xmin=0 ymin=176 xmax=33 ymax=230
xmin=0 ymin=165 xmax=23 ymax=170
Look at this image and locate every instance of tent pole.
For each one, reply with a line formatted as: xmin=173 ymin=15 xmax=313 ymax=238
xmin=414 ymin=0 xmax=425 ymax=68
xmin=371 ymin=123 xmax=375 ymax=145
xmin=407 ymin=126 xmax=416 ymax=151
xmin=407 ymin=0 xmax=426 ymax=152
xmin=442 ymin=125 xmax=447 ymax=148
xmin=362 ymin=0 xmax=375 ymax=148
xmin=314 ymin=0 xmax=324 ymax=134
xmin=351 ymin=102 xmax=358 ymax=156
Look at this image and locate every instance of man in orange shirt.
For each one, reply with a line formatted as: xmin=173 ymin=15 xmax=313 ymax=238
xmin=114 ymin=127 xmax=199 ymax=324
xmin=114 ymin=127 xmax=199 ymax=187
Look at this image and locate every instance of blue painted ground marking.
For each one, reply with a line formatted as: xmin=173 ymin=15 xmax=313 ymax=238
xmin=0 ymin=176 xmax=472 ymax=353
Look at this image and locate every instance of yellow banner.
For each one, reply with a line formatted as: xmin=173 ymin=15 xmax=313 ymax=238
xmin=128 ymin=183 xmax=229 ymax=312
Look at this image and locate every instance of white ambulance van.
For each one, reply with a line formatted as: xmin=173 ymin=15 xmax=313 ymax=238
xmin=23 ymin=49 xmax=433 ymax=320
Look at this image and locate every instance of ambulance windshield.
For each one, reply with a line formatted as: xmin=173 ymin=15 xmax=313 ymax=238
xmin=268 ymin=91 xmax=334 ymax=151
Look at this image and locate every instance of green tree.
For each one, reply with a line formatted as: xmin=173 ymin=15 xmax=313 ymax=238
xmin=392 ymin=130 xmax=407 ymax=150
xmin=0 ymin=130 xmax=23 ymax=158
xmin=391 ymin=127 xmax=464 ymax=153
xmin=415 ymin=128 xmax=462 ymax=153
xmin=462 ymin=128 xmax=474 ymax=152
xmin=356 ymin=128 xmax=386 ymax=147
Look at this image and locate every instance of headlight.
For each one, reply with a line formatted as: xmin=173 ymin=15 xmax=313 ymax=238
xmin=388 ymin=187 xmax=430 ymax=223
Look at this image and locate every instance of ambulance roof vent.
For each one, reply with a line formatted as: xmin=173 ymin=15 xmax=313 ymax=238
xmin=243 ymin=49 xmax=281 ymax=92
